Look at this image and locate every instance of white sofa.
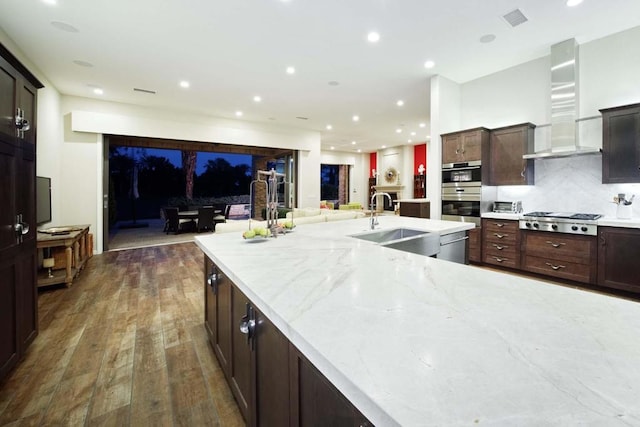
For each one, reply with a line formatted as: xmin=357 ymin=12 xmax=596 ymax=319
xmin=214 ymin=208 xmax=366 ymax=234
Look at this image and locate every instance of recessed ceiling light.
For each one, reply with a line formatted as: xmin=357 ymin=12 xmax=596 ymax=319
xmin=235 ymin=111 xmax=243 ymax=117
xmin=566 ymin=0 xmax=583 ymax=6
xmin=253 ymin=95 xmax=262 ymax=102
xmin=73 ymin=60 xmax=93 ymax=67
xmin=381 ymin=145 xmax=386 ymax=149
xmin=357 ymin=149 xmax=362 ymax=153
xmin=330 ymin=146 xmax=335 ymax=150
xmin=367 ymin=31 xmax=380 ymax=43
xmin=93 ymin=88 xmax=104 ymax=95
xmin=396 ymin=100 xmax=404 ymax=107
xmin=411 ymin=131 xmax=416 ymax=136
xmin=408 ymin=139 xmax=413 ymax=144
xmin=326 ymin=124 xmax=332 ymax=130
xmin=351 ymin=141 xmax=356 ymax=145
xmin=42 ymin=0 xmax=57 ymax=5
xmin=352 ymin=115 xmax=359 ymax=122
xmin=179 ymin=81 xmax=190 ymax=88
xmin=426 ymin=135 xmax=431 ymax=140
xmin=479 ymin=34 xmax=496 ymax=43
xmin=424 ymin=60 xmax=435 ymax=69
xmin=51 ymin=21 xmax=79 ymax=33
xmin=286 ymin=66 xmax=296 ymax=75
xmin=419 ymin=123 xmax=426 ymax=128
xmin=396 ymin=128 xmax=402 ymax=134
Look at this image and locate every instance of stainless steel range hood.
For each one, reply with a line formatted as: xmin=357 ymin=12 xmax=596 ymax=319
xmin=523 ymin=39 xmax=601 ymax=159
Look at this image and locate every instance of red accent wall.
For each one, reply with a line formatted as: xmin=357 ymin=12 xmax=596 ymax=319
xmin=413 ymin=144 xmax=427 ymax=175
xmin=369 ymin=152 xmax=377 ymax=177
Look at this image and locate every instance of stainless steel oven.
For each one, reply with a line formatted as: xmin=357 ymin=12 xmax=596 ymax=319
xmin=441 ymin=185 xmax=481 ymax=225
xmin=442 ymin=160 xmax=482 ymax=185
xmin=441 ymin=161 xmax=495 ymax=226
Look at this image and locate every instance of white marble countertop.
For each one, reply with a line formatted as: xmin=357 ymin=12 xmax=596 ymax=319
xmin=481 ymin=212 xmax=522 ymax=220
xmin=598 ymin=216 xmax=640 ymax=228
xmin=195 ymin=216 xmax=640 ymax=426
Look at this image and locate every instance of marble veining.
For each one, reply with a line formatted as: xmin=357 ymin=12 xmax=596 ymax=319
xmin=196 ymin=217 xmax=640 ymax=426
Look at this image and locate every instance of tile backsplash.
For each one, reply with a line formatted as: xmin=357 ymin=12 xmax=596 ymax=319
xmin=495 ymin=154 xmax=640 ymax=218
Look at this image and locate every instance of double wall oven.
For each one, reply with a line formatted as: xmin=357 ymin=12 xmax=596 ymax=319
xmin=441 ymin=161 xmax=495 ymax=226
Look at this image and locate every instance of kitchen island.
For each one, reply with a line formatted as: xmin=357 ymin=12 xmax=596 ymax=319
xmin=195 ymin=216 xmax=640 ymax=426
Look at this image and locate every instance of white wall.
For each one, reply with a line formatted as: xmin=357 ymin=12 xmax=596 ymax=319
xmin=453 ymin=26 xmax=640 ymax=218
xmin=429 ymin=75 xmax=462 ymax=218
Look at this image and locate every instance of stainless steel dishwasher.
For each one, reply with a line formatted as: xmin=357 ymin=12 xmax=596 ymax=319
xmin=437 ymin=231 xmax=468 ymax=264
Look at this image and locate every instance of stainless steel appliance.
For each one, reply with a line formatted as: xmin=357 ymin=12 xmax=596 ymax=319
xmin=441 ymin=161 xmax=495 ymax=226
xmin=519 ymin=212 xmax=601 ymax=236
xmin=436 ymin=231 xmax=468 ymax=264
xmin=493 ymin=201 xmax=522 ymax=214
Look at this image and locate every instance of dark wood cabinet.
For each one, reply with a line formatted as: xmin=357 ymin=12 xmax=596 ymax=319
xmin=0 ymin=44 xmax=42 ymax=383
xmin=598 ymin=226 xmax=640 ymax=293
xmin=290 ymin=345 xmax=371 ymax=427
xmin=413 ymin=174 xmax=426 ymax=198
xmin=230 ymin=285 xmax=253 ymax=422
xmin=399 ymin=201 xmax=430 ymax=218
xmin=441 ymin=127 xmax=489 ymax=165
xmin=482 ymin=219 xmax=520 ymax=269
xmin=600 ymin=103 xmax=640 ymax=183
xmin=467 ymin=227 xmax=481 ymax=263
xmin=487 ymin=123 xmax=535 ymax=185
xmin=204 ymin=255 xmax=366 ymax=426
xmin=204 ymin=258 xmax=232 ymax=377
xmin=521 ymin=232 xmax=597 ymax=284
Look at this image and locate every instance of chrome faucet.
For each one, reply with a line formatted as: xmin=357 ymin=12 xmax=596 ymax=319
xmin=370 ymin=192 xmax=392 ymax=229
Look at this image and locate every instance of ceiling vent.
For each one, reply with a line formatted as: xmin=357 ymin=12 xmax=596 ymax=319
xmin=502 ymin=9 xmax=528 ymax=27
xmin=296 ymin=116 xmax=309 ymax=120
xmin=133 ymin=87 xmax=156 ymax=94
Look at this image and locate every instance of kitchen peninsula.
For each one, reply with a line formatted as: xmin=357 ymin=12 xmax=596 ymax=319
xmin=195 ymin=217 xmax=640 ymax=426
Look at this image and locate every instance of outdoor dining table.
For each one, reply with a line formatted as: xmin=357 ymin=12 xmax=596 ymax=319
xmin=178 ymin=209 xmax=222 ymax=220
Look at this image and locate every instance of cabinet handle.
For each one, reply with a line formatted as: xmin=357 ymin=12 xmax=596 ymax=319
xmin=493 ymin=223 xmax=505 ymax=228
xmin=207 ymin=271 xmax=218 ymax=294
xmin=545 ymin=262 xmax=565 ymax=271
xmin=493 ymin=233 xmax=507 ymax=239
xmin=493 ymin=256 xmax=507 ymax=263
xmin=239 ymin=303 xmax=256 ymax=348
xmin=492 ymin=244 xmax=506 ymax=250
xmin=545 ymin=241 xmax=566 ymax=248
xmin=521 ymin=164 xmax=526 ymax=179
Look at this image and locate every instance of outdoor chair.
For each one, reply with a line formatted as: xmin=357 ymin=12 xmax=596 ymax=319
xmin=163 ymin=207 xmax=187 ymax=234
xmin=196 ymin=206 xmax=215 ymax=232
xmin=213 ymin=205 xmax=230 ymax=231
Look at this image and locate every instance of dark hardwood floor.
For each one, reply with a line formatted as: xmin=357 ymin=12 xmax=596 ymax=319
xmin=0 ymin=243 xmax=244 ymax=426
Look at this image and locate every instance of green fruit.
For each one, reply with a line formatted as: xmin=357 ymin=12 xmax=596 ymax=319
xmin=259 ymin=228 xmax=269 ymax=237
xmin=242 ymin=230 xmax=256 ymax=239
xmin=284 ymin=221 xmax=293 ymax=229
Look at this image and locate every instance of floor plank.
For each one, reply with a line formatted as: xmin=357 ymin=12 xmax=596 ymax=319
xmin=0 ymin=242 xmax=244 ymax=427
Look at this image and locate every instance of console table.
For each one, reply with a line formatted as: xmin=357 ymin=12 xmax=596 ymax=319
xmin=36 ymin=225 xmax=92 ymax=288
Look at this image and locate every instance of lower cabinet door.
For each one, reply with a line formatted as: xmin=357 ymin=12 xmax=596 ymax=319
xmin=254 ymin=307 xmax=290 ymax=426
xmin=598 ymin=227 xmax=640 ymax=292
xmin=290 ymin=345 xmax=371 ymax=427
xmin=230 ymin=286 xmax=252 ymax=422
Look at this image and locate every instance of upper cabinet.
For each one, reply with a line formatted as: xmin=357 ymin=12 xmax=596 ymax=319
xmin=487 ymin=123 xmax=535 ymax=186
xmin=441 ymin=127 xmax=489 ymax=165
xmin=600 ymin=103 xmax=640 ymax=183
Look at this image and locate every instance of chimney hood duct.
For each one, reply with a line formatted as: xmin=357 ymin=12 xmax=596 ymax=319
xmin=523 ymin=39 xmax=601 ymax=159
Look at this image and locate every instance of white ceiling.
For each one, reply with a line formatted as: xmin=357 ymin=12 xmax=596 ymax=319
xmin=2 ymin=0 xmax=640 ymax=153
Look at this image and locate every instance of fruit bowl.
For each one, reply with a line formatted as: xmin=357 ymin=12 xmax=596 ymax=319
xmin=242 ymin=227 xmax=271 ymax=241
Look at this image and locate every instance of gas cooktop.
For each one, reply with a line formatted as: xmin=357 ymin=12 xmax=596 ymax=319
xmin=519 ymin=212 xmax=601 ymax=235
xmin=522 ymin=212 xmax=602 ymax=221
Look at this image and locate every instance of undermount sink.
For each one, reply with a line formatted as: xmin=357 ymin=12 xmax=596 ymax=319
xmin=350 ymin=227 xmax=441 ymax=257
xmin=350 ymin=227 xmax=428 ymax=243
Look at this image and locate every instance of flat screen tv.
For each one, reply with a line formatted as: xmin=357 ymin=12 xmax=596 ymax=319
xmin=36 ymin=176 xmax=51 ymax=225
